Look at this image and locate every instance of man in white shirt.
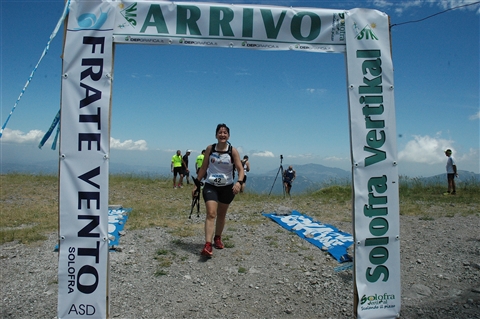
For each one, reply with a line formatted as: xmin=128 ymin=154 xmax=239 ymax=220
xmin=444 ymin=149 xmax=458 ymax=195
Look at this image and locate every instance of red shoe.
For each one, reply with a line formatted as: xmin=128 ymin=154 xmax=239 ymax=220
xmin=201 ymin=242 xmax=213 ymax=257
xmin=213 ymin=235 xmax=224 ymax=249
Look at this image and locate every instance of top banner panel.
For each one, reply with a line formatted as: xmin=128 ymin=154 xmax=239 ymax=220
xmin=112 ymin=0 xmax=347 ymax=53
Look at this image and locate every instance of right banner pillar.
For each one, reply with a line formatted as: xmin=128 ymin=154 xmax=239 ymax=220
xmin=345 ymin=8 xmax=401 ymax=319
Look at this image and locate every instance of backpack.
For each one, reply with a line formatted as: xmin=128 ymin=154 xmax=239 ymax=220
xmin=211 ymin=143 xmax=235 ymax=179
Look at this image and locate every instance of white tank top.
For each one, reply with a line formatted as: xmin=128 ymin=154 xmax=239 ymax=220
xmin=206 ymin=147 xmax=234 ymax=186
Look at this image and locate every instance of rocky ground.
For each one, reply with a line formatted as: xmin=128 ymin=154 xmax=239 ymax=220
xmin=1 ymin=211 xmax=479 ymax=319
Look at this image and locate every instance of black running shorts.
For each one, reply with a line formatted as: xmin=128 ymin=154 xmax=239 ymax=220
xmin=173 ymin=167 xmax=183 ymax=176
xmin=202 ymin=182 xmax=235 ymax=204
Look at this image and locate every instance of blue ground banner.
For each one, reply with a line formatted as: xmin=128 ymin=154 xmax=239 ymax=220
xmin=55 ymin=206 xmax=131 ymax=251
xmin=263 ymin=210 xmax=353 ymax=263
xmin=107 ymin=206 xmax=131 ymax=250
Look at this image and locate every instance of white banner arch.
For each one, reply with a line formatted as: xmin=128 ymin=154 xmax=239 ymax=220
xmin=58 ymin=1 xmax=400 ymax=318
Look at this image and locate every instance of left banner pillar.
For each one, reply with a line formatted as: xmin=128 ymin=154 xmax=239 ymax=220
xmin=58 ymin=0 xmax=115 ymax=318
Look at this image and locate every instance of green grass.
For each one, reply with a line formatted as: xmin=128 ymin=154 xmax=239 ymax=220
xmin=1 ymin=173 xmax=479 ymax=245
xmin=0 ymin=174 xmax=58 ymax=244
xmin=397 ymin=175 xmax=480 ymax=217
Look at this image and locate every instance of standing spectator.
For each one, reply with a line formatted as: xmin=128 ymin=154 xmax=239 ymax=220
xmin=444 ymin=149 xmax=458 ymax=195
xmin=240 ymin=155 xmax=250 ymax=193
xmin=194 ymin=124 xmax=244 ymax=258
xmin=195 ymin=149 xmax=205 ymax=174
xmin=183 ymin=150 xmax=192 ymax=185
xmin=171 ymin=150 xmax=185 ymax=188
xmin=283 ymin=165 xmax=296 ymax=196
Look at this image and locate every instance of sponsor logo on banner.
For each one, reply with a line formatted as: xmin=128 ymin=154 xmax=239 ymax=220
xmin=293 ymin=43 xmax=332 ymax=51
xmin=241 ymin=41 xmax=280 ymax=49
xmin=75 ymin=7 xmax=111 ymax=30
xmin=124 ymin=35 xmax=166 ymax=43
xmin=360 ymin=292 xmax=397 ymax=310
xmin=179 ymin=38 xmax=218 ymax=46
xmin=119 ymin=2 xmax=138 ymax=28
xmin=295 ymin=44 xmax=310 ymax=50
xmin=331 ymin=13 xmax=346 ymax=41
xmin=352 ymin=21 xmax=379 ymax=40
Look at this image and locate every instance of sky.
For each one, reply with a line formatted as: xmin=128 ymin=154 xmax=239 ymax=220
xmin=1 ymin=0 xmax=479 ymax=177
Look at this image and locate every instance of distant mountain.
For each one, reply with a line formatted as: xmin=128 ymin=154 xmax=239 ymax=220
xmin=1 ymin=160 xmax=171 ymax=177
xmin=1 ymin=161 xmax=58 ymax=175
xmin=109 ymin=162 xmax=171 ymax=177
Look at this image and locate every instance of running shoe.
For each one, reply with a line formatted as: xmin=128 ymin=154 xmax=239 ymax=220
xmin=213 ymin=235 xmax=224 ymax=249
xmin=201 ymin=242 xmax=213 ymax=257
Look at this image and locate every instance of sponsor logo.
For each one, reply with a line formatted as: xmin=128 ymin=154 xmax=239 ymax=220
xmin=295 ymin=44 xmax=310 ymax=50
xmin=293 ymin=44 xmax=332 ymax=51
xmin=119 ymin=2 xmax=138 ymax=28
xmin=331 ymin=13 xmax=346 ymax=41
xmin=241 ymin=41 xmax=279 ymax=49
xmin=360 ymin=293 xmax=396 ymax=310
xmin=179 ymin=38 xmax=218 ymax=46
xmin=123 ymin=36 xmax=165 ymax=43
xmin=75 ymin=8 xmax=110 ymax=30
xmin=352 ymin=21 xmax=378 ymax=40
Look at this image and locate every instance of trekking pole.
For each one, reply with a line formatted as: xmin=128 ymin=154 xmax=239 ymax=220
xmin=189 ymin=177 xmax=203 ymax=219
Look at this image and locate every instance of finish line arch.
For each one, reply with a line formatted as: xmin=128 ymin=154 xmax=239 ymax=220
xmin=58 ymin=1 xmax=400 ymax=318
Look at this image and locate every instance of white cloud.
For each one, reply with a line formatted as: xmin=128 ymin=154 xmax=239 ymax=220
xmin=378 ymin=0 xmax=480 ymax=16
xmin=438 ymin=0 xmax=480 ymax=11
xmin=392 ymin=0 xmax=424 ymax=15
xmin=469 ymin=111 xmax=480 ymax=120
xmin=324 ymin=156 xmax=347 ymax=162
xmin=110 ymin=137 xmax=148 ymax=151
xmin=252 ymin=150 xmax=274 ymax=157
xmin=398 ymin=134 xmax=454 ymax=164
xmin=0 ymin=128 xmax=44 ymax=144
xmin=0 ymin=129 xmax=149 ymax=151
xmin=287 ymin=153 xmax=316 ymax=159
xmin=371 ymin=0 xmax=394 ymax=9
xmin=457 ymin=147 xmax=479 ymax=162
xmin=304 ymin=88 xmax=327 ymax=95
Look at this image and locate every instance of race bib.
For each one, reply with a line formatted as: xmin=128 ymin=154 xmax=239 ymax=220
xmin=208 ymin=174 xmax=227 ymax=186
